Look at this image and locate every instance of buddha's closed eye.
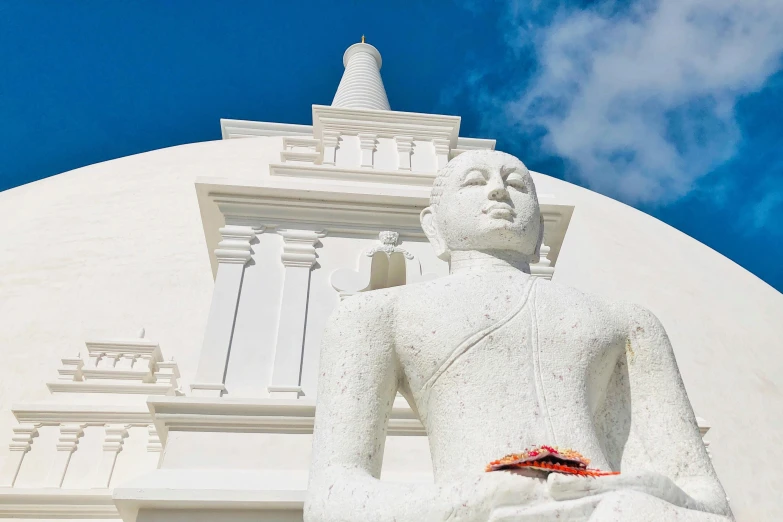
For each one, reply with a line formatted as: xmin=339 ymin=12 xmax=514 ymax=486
xmin=461 ymin=170 xmax=487 ymax=186
xmin=506 ymin=173 xmax=528 ymax=192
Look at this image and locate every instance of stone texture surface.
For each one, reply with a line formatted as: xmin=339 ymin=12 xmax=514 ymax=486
xmin=306 ymin=150 xmax=733 ymax=521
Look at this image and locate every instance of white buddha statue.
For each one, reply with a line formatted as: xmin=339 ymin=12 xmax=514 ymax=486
xmin=305 ymin=150 xmax=733 ymax=521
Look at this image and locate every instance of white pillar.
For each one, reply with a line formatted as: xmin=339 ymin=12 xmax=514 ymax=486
xmin=92 ymin=424 xmax=128 ymax=488
xmin=0 ymin=424 xmax=38 ymax=487
xmin=358 ymin=133 xmax=377 ymax=168
xmin=191 ymin=225 xmax=257 ymax=397
xmin=45 ymin=423 xmax=84 ymax=488
xmin=322 ymin=130 xmax=340 ymax=166
xmin=433 ymin=138 xmax=450 ymax=169
xmin=268 ymin=229 xmax=324 ymax=399
xmin=395 ymin=136 xmax=413 ymax=171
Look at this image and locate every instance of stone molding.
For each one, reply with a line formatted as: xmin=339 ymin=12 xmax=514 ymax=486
xmin=0 ymin=489 xmax=117 ymax=518
xmin=147 ymin=397 xmax=424 ymax=443
xmin=47 ymin=339 xmax=181 ymax=396
xmin=321 ymin=129 xmax=340 ymax=165
xmin=433 ymin=137 xmax=450 ymax=169
xmin=277 ymin=229 xmax=325 ymax=268
xmin=395 ymin=135 xmax=414 ymax=171
xmin=269 ymin=162 xmax=437 ymax=187
xmin=312 ymin=105 xmax=460 ymax=146
xmin=280 ymin=136 xmax=321 ymax=164
xmin=214 ymin=225 xmax=255 ymax=265
xmin=220 ymin=118 xmax=313 ymax=139
xmin=357 ymin=132 xmax=378 ymax=167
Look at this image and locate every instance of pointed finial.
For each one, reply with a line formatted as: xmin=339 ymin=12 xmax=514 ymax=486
xmin=361 ymin=35 xmax=365 ymax=44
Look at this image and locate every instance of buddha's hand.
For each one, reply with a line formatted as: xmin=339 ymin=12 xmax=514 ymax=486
xmin=547 ymin=470 xmax=701 ymax=510
xmin=456 ymin=471 xmax=548 ymax=522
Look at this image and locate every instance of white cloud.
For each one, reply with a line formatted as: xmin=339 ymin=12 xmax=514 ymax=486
xmin=497 ymin=0 xmax=783 ymax=204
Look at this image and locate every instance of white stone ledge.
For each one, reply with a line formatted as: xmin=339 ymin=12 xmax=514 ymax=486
xmin=13 ymin=403 xmax=151 ymax=425
xmin=0 ymin=488 xmax=116 ymax=518
xmin=220 ymin=119 xmax=313 ymax=139
xmin=270 ymin=162 xmax=437 ymax=186
xmin=148 ymin=396 xmax=424 ymax=443
xmin=47 ymin=382 xmax=178 ymax=395
xmin=113 ymin=469 xmax=306 ymax=522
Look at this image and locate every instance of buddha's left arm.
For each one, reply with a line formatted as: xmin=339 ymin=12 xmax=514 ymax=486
xmin=622 ymin=304 xmax=732 ymax=516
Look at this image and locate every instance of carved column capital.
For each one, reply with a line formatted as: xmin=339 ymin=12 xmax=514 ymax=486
xmin=322 ymin=129 xmax=340 ymax=146
xmin=214 ymin=225 xmax=256 ymax=265
xmin=322 ymin=129 xmax=341 ymax=166
xmin=0 ymin=423 xmax=39 ymax=486
xmin=395 ymin=135 xmax=414 ymax=171
xmin=358 ymin=133 xmax=378 ymax=168
xmin=56 ymin=423 xmax=84 ymax=453
xmin=433 ymin=138 xmax=450 ymax=169
xmin=278 ymin=230 xmax=325 ymax=268
xmin=102 ymin=424 xmax=129 ymax=453
xmin=9 ymin=424 xmax=38 ymax=453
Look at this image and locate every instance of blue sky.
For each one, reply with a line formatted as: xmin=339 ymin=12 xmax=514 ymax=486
xmin=1 ymin=1 xmax=782 ymax=291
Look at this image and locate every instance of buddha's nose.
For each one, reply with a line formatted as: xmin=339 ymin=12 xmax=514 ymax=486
xmin=487 ymin=180 xmax=509 ymax=201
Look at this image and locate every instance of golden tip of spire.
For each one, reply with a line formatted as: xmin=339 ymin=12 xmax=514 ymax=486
xmin=361 ymin=35 xmax=365 ymax=43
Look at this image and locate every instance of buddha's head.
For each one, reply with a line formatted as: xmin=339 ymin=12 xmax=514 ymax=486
xmin=420 ymin=150 xmax=543 ymax=264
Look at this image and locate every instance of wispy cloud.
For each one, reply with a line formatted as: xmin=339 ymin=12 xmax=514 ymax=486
xmin=476 ymin=0 xmax=783 ymax=205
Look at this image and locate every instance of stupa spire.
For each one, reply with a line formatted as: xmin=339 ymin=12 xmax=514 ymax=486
xmin=331 ymin=38 xmax=390 ymax=111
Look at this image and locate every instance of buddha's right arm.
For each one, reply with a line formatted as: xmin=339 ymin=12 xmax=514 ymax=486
xmin=304 ymin=292 xmax=501 ymax=522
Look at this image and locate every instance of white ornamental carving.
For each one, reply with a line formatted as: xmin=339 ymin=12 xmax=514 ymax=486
xmin=365 ymin=231 xmax=413 ymax=259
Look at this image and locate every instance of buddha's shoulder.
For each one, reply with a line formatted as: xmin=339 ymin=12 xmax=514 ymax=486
xmin=534 ymin=279 xmax=661 ymax=332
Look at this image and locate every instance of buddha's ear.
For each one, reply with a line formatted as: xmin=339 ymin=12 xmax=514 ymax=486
xmin=420 ymin=206 xmax=450 ymax=261
xmin=530 ymin=213 xmax=545 ymax=264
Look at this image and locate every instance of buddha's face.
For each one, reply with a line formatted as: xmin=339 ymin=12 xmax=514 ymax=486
xmin=421 ymin=150 xmax=541 ymax=261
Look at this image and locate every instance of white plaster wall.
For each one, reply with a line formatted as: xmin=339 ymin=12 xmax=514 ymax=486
xmin=530 ymin=172 xmax=783 ymax=521
xmin=0 ymin=136 xmax=286 ymax=471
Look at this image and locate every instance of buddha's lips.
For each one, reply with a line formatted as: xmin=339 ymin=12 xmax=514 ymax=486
xmin=482 ymin=202 xmax=516 ymax=217
xmin=486 ymin=445 xmax=620 ymax=477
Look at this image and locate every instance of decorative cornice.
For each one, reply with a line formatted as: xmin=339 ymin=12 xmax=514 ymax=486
xmin=269 ymin=162 xmax=436 ymax=187
xmin=147 ymin=397 xmax=424 ymax=443
xmin=85 ymin=338 xmax=162 ymax=359
xmin=278 ymin=229 xmax=325 ymax=268
xmin=312 ymin=105 xmax=461 ymax=146
xmin=220 ymin=119 xmax=313 ymax=140
xmin=0 ymin=489 xmax=117 ymax=518
xmin=46 ymin=382 xmax=179 ymax=395
xmin=12 ymin=404 xmax=151 ymax=425
xmin=214 ymin=225 xmax=256 ymax=265
xmin=280 ymin=150 xmax=321 ymax=164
